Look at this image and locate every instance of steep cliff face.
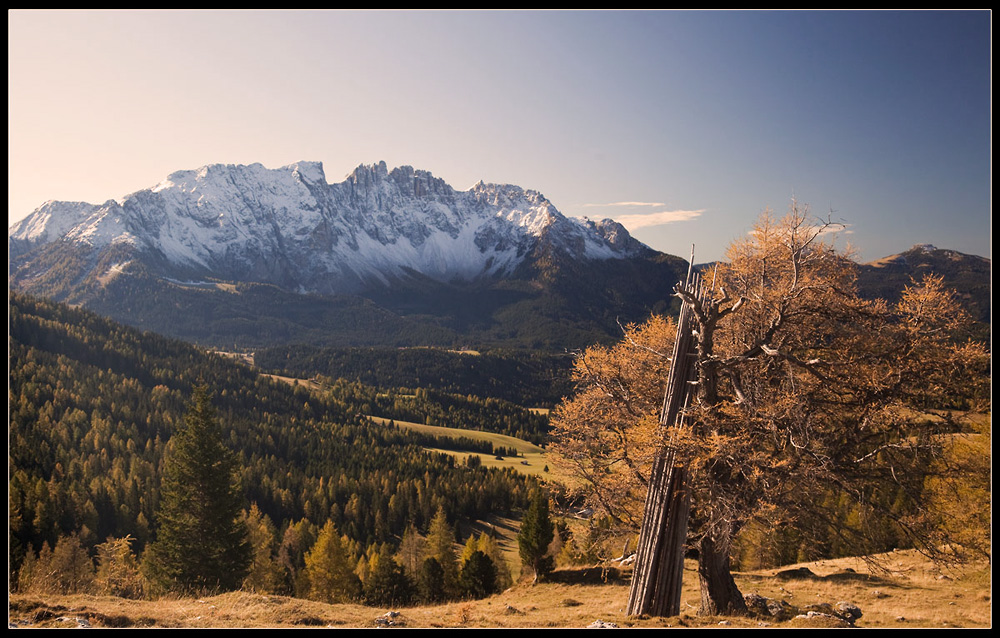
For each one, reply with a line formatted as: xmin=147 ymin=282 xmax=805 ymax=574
xmin=9 ymin=160 xmax=650 ymax=298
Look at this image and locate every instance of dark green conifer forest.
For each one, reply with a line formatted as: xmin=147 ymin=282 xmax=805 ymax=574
xmin=9 ymin=292 xmax=535 ymax=601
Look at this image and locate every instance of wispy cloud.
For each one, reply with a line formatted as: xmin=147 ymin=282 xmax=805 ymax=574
xmin=579 ymin=201 xmax=705 ymax=229
xmin=821 ymin=222 xmax=853 ymax=235
xmin=613 ymin=209 xmax=705 ymax=229
xmin=583 ymin=201 xmax=667 ymax=208
xmin=748 ymin=221 xmax=853 ymax=239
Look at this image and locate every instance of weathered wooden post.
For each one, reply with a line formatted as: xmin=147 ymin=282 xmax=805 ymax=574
xmin=626 ymin=258 xmax=707 ymax=617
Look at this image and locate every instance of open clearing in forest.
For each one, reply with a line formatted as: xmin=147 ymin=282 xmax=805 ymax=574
xmin=263 ymin=372 xmax=573 ymax=482
xmin=366 ymin=415 xmax=557 ymax=480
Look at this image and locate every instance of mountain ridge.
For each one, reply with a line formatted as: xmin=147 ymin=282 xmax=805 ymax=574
xmin=9 ymin=160 xmax=650 ymax=298
xmin=9 ymin=162 xmax=989 ymax=351
xmin=856 ymin=243 xmax=991 ymax=330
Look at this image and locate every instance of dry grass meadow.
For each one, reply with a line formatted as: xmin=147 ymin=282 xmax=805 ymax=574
xmin=8 ymin=549 xmax=990 ymax=629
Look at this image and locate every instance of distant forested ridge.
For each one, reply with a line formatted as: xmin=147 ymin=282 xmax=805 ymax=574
xmin=303 ymin=378 xmax=551 ymax=446
xmin=856 ymin=245 xmax=991 ymax=341
xmin=8 ymin=292 xmax=537 ymax=584
xmin=256 ymin=345 xmax=575 ymax=409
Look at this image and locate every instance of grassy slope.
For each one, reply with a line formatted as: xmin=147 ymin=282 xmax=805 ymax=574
xmin=365 ymin=415 xmax=560 ymax=481
xmin=265 ymin=372 xmax=569 ymax=482
xmin=9 ymin=550 xmax=990 ymax=629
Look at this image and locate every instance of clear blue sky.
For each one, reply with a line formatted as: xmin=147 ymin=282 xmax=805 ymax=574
xmin=8 ymin=10 xmax=991 ymax=263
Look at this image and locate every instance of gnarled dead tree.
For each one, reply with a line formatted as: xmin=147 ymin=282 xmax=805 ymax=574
xmin=553 ymin=204 xmax=990 ymax=618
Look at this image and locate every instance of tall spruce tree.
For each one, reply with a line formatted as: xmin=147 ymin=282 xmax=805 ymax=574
xmin=517 ymin=489 xmax=554 ymax=583
xmin=145 ymin=386 xmax=251 ymax=593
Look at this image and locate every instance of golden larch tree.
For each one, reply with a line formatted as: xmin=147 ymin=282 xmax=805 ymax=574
xmin=551 ymin=205 xmax=990 ymax=615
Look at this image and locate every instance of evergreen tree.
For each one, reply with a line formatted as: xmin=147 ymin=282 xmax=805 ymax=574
xmin=363 ymin=545 xmax=414 ymax=606
xmin=95 ymin=535 xmax=145 ymax=599
xmin=20 ymin=535 xmax=95 ymax=594
xmin=476 ymin=531 xmax=512 ymax=591
xmin=278 ymin=519 xmax=316 ymax=596
xmin=424 ymin=506 xmax=459 ymax=597
xmin=416 ymin=556 xmax=446 ymax=603
xmin=16 ymin=546 xmax=40 ymax=594
xmin=396 ymin=522 xmax=427 ymax=577
xmin=518 ymin=489 xmax=554 ymax=583
xmin=459 ymin=550 xmax=497 ymax=599
xmin=145 ymin=386 xmax=251 ymax=593
xmin=242 ymin=504 xmax=284 ymax=594
xmin=303 ymin=520 xmax=360 ymax=603
xmin=459 ymin=533 xmax=479 ymax=566
xmin=49 ymin=534 xmax=96 ymax=594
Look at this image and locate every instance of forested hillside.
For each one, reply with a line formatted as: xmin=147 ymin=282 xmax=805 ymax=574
xmin=8 ymin=292 xmax=539 ymax=595
xmin=255 ymin=346 xmax=575 ymax=409
xmin=309 ymin=381 xmax=552 ymax=446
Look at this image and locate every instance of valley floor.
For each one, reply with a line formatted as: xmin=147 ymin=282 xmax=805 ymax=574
xmin=8 ymin=550 xmax=990 ymax=629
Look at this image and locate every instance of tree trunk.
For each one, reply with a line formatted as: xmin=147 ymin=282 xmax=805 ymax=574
xmin=697 ymin=534 xmax=747 ymax=616
xmin=625 ymin=453 xmax=690 ymax=617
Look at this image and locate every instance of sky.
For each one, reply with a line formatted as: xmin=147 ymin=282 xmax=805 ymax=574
xmin=7 ymin=9 xmax=992 ymax=263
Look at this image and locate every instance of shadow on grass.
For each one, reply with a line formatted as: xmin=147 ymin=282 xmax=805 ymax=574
xmin=771 ymin=566 xmax=898 ymax=588
xmin=544 ymin=566 xmax=630 ymax=586
xmin=820 ymin=570 xmax=893 ymax=585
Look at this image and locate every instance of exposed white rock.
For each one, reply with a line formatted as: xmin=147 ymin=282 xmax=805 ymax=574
xmin=10 ymin=161 xmax=649 ymax=295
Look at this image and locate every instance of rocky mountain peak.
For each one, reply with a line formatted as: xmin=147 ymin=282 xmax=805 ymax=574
xmin=9 ymin=160 xmax=652 ymax=297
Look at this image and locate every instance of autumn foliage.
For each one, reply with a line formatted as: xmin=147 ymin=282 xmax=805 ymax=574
xmin=550 ymin=206 xmax=990 ymax=613
xmin=549 ymin=315 xmax=678 ymax=531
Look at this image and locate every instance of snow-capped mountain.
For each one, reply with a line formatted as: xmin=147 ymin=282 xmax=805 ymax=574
xmin=9 ymin=161 xmax=689 ymax=350
xmin=9 ymin=161 xmax=650 ymax=295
